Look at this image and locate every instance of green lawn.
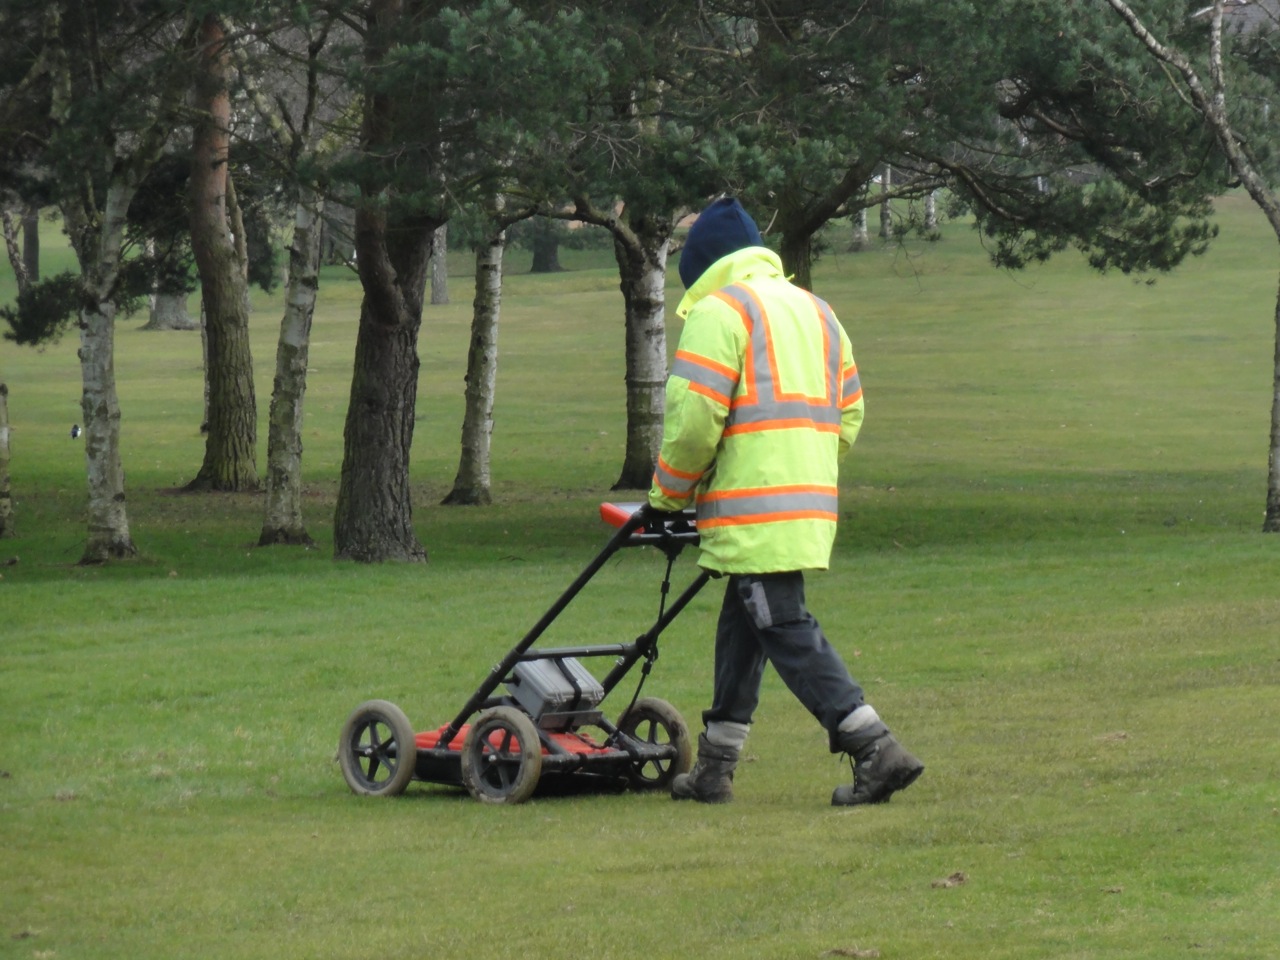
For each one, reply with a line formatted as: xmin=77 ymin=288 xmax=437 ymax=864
xmin=1 ymin=197 xmax=1277 ymax=959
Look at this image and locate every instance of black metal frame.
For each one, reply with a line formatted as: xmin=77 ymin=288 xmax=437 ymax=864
xmin=412 ymin=506 xmax=711 ymax=786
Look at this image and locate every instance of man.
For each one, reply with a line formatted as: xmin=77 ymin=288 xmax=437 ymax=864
xmin=644 ymin=197 xmax=923 ymax=806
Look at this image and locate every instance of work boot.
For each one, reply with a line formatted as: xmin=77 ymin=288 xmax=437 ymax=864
xmin=831 ymin=733 xmax=924 ymax=806
xmin=671 ymin=732 xmax=739 ymax=803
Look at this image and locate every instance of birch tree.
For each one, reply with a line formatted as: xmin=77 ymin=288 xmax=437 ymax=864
xmin=442 ymin=206 xmax=510 ymax=506
xmin=1100 ymin=0 xmax=1280 ymax=530
xmin=37 ymin=3 xmax=199 ymax=562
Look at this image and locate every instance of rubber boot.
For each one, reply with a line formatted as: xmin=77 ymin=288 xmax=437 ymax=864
xmin=671 ymin=732 xmax=740 ymax=803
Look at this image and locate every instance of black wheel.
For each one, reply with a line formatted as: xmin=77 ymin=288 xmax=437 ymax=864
xmin=616 ymin=697 xmax=692 ymax=790
xmin=461 ymin=707 xmax=543 ymax=805
xmin=338 ymin=700 xmax=417 ymax=797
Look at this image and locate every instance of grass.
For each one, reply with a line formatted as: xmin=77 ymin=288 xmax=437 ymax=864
xmin=2 ymin=197 xmax=1278 ymax=959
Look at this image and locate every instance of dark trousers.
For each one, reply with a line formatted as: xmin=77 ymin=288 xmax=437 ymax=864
xmin=703 ymin=572 xmax=865 ymax=752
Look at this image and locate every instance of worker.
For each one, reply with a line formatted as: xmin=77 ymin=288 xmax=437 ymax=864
xmin=642 ymin=197 xmax=923 ymax=806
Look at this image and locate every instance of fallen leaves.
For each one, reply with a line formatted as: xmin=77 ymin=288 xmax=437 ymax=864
xmin=822 ymin=948 xmax=880 ymax=958
xmin=932 ymin=870 xmax=969 ymax=889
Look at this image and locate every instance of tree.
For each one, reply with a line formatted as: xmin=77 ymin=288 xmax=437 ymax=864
xmin=332 ymin=0 xmax=613 ymax=559
xmin=2 ymin=3 xmax=201 ymax=563
xmin=1099 ymin=0 xmax=1280 ymax=530
xmin=442 ymin=200 xmax=513 ymax=506
xmin=232 ymin=9 xmax=346 ymax=546
xmin=186 ymin=13 xmax=258 ymax=492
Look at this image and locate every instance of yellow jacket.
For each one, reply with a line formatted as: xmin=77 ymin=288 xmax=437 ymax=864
xmin=649 ymin=246 xmax=864 ymax=573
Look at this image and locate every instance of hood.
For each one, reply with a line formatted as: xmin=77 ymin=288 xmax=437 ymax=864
xmin=674 ymin=245 xmax=786 ymax=319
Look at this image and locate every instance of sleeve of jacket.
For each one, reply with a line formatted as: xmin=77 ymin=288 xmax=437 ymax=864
xmin=648 ymin=300 xmax=746 ymax=510
xmin=837 ymin=327 xmax=865 ymax=459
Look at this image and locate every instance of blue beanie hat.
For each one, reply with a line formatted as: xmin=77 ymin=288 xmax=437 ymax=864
xmin=678 ymin=197 xmax=763 ymax=289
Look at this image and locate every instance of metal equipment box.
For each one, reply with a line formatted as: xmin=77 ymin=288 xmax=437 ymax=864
xmin=507 ymin=657 xmax=605 ymax=729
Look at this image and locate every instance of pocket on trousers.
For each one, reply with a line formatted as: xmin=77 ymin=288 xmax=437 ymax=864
xmin=736 ymin=574 xmax=804 ymax=630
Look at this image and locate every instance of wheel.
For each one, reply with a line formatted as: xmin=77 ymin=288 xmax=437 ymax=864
xmin=616 ymin=697 xmax=692 ymax=790
xmin=338 ymin=700 xmax=417 ymax=797
xmin=461 ymin=707 xmax=544 ymax=805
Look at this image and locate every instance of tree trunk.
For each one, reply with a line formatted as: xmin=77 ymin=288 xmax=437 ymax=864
xmin=443 ymin=226 xmax=505 ymax=506
xmin=334 ymin=208 xmax=433 ymax=561
xmin=333 ymin=0 xmax=434 ymax=563
xmin=22 ymin=205 xmax=39 ymax=282
xmin=924 ymin=189 xmax=939 ymax=233
xmin=849 ymin=206 xmax=869 ymax=252
xmin=529 ymin=220 xmax=563 ymax=273
xmin=610 ymin=225 xmax=670 ymax=490
xmin=143 ymin=291 xmax=195 ymax=331
xmin=430 ymin=224 xmax=449 ymax=305
xmin=260 ymin=189 xmax=323 ymax=546
xmin=334 ymin=293 xmax=428 ymax=561
xmin=780 ymin=230 xmax=814 ymax=291
xmin=1265 ymin=271 xmax=1280 ymax=531
xmin=0 ymin=382 xmax=12 ymax=539
xmin=186 ymin=14 xmax=257 ymax=492
xmin=1 ymin=209 xmax=29 ymax=293
xmin=879 ymin=165 xmax=893 ymax=239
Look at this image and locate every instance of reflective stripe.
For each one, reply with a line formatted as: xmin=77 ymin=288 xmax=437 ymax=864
xmin=653 ymin=456 xmax=702 ymax=498
xmin=697 ymin=485 xmax=839 ymax=526
xmin=670 ymin=350 xmax=738 ymax=407
xmin=711 ymin=284 xmax=844 ymax=435
xmin=841 ymin=364 xmax=862 ymax=407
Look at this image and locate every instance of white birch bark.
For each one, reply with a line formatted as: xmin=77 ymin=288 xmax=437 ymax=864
xmin=74 ymin=181 xmax=137 ymax=562
xmin=850 ymin=206 xmax=869 ymax=251
xmin=443 ymin=225 xmax=505 ymax=505
xmin=879 ymin=165 xmax=893 ymax=239
xmin=615 ymin=237 xmax=669 ymax=490
xmin=431 ymin=224 xmax=449 ymax=305
xmin=260 ymin=189 xmax=324 ymax=544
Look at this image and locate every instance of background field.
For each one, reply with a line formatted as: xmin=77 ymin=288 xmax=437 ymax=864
xmin=1 ymin=197 xmax=1277 ymax=959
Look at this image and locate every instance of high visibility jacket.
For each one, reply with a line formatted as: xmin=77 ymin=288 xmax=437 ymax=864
xmin=649 ymin=246 xmax=864 ymax=573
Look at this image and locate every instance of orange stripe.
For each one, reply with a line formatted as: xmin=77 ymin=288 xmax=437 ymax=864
xmin=675 ymin=349 xmax=738 ymax=381
xmin=689 ymin=381 xmax=732 ymax=407
xmin=840 ymin=387 xmax=863 ymax=408
xmin=653 ymin=477 xmax=689 ymax=499
xmin=657 ymin=456 xmax=704 ymax=481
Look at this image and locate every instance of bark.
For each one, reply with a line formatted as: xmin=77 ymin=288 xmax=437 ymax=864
xmin=1102 ymin=0 xmax=1280 ymax=531
xmin=22 ymin=205 xmax=39 ymax=282
xmin=430 ymin=224 xmax=449 ymax=305
xmin=529 ymin=223 xmax=563 ymax=273
xmin=2 ymin=209 xmax=29 ymax=293
xmin=610 ymin=224 xmax=670 ymax=490
xmin=0 ymin=383 xmax=12 ymax=539
xmin=65 ymin=183 xmax=138 ymax=563
xmin=334 ymin=0 xmax=438 ymax=562
xmin=333 ymin=272 xmax=429 ymax=561
xmin=143 ymin=291 xmax=195 ymax=331
xmin=186 ymin=15 xmax=257 ymax=492
xmin=260 ymin=189 xmax=323 ymax=546
xmin=849 ymin=207 xmax=870 ymax=252
xmin=924 ymin=189 xmax=939 ymax=233
xmin=443 ymin=226 xmax=505 ymax=506
xmin=879 ymin=165 xmax=893 ymax=239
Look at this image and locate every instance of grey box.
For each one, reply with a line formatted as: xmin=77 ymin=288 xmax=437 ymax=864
xmin=507 ymin=657 xmax=605 ymax=727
